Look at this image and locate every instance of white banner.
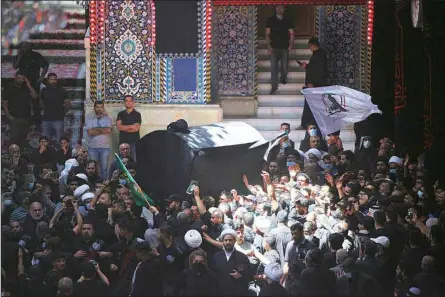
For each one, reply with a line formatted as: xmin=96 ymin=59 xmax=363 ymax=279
xmin=301 ymin=85 xmax=382 ymax=136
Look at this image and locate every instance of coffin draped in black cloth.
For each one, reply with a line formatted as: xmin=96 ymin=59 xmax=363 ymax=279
xmin=136 ymin=122 xmax=270 ymax=203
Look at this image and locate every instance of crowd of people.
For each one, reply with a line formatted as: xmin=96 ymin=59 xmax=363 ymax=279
xmin=2 ymin=112 xmax=445 ymax=297
xmin=2 ymin=9 xmax=445 ymax=296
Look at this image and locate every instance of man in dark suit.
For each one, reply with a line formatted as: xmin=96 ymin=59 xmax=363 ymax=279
xmin=211 ymin=229 xmax=253 ymax=296
xmin=300 ymin=37 xmax=328 ymax=129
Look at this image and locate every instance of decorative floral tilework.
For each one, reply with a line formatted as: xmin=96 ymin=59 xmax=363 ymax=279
xmin=317 ymin=5 xmax=363 ymax=90
xmin=104 ymin=0 xmax=153 ymax=102
xmin=213 ymin=6 xmax=256 ymax=96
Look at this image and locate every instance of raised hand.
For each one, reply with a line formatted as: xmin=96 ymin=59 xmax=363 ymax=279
xmin=261 ymin=171 xmax=271 ymax=185
xmin=242 ymin=175 xmax=249 ymax=187
xmin=193 ymin=185 xmax=200 ymax=197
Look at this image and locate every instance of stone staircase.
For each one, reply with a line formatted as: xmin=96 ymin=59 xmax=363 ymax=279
xmin=1 ymin=6 xmax=86 ymax=151
xmin=225 ymin=38 xmax=356 ymax=151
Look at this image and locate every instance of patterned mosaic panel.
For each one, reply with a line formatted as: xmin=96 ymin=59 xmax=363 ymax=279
xmin=156 ymin=1 xmax=209 ymax=104
xmin=317 ymin=5 xmax=363 ymax=90
xmin=213 ymin=6 xmax=257 ymax=96
xmin=104 ymin=0 xmax=154 ymax=102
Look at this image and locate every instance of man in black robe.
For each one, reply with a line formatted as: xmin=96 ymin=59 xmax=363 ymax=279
xmin=300 ymin=37 xmax=328 ymax=129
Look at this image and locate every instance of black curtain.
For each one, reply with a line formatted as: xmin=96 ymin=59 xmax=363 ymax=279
xmin=423 ymin=1 xmax=445 ymax=181
xmin=394 ymin=0 xmax=427 ymax=157
xmin=369 ymin=0 xmax=396 ymax=145
xmin=154 ymin=0 xmax=199 ymax=55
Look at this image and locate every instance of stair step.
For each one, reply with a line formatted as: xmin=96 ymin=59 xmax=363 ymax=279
xmin=257 ymin=94 xmax=305 ymax=107
xmin=2 ymin=49 xmax=85 ymax=64
xmin=226 ymin=118 xmax=301 ymax=132
xmin=65 ymin=22 xmax=87 ymax=30
xmin=258 ymin=59 xmax=308 ymax=69
xmin=257 ymin=106 xmax=304 ymax=118
xmin=2 ymin=63 xmax=85 ymax=79
xmin=258 ymin=129 xmax=356 ymax=142
xmin=66 ymin=12 xmax=86 ymax=19
xmin=258 ymin=39 xmax=308 ymax=49
xmin=30 ymin=30 xmax=85 ymax=40
xmin=257 ymin=71 xmax=305 ymax=83
xmin=257 ymin=48 xmax=312 ymax=60
xmin=258 ymin=82 xmax=304 ymax=95
xmin=66 ymin=87 xmax=86 ymax=99
xmin=9 ymin=39 xmax=84 ymax=50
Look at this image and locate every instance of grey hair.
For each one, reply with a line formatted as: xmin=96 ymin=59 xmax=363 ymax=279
xmin=421 ymin=255 xmax=435 ymax=271
xmin=58 ymin=277 xmax=73 ymax=296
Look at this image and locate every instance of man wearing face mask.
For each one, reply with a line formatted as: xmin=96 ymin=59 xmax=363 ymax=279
xmin=3 ymin=71 xmax=38 ymax=147
xmin=269 ymin=123 xmax=296 ymax=161
xmin=41 ymin=73 xmax=70 ymax=144
xmin=181 ymin=249 xmax=219 ymax=296
xmin=211 ymin=229 xmax=253 ymax=296
xmin=299 ymin=124 xmax=328 ymax=152
xmin=388 ymin=156 xmax=404 ymax=182
xmin=354 ymin=136 xmax=377 ymax=174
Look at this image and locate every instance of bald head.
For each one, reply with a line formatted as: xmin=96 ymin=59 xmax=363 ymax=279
xmin=119 ymin=143 xmax=131 ymax=157
xmin=9 ymin=144 xmax=20 ymax=153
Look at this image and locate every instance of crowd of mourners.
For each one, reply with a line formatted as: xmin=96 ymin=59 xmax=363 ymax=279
xmin=1 ymin=120 xmax=445 ymax=297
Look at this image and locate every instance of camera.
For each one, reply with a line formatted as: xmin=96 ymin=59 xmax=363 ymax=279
xmin=65 ymin=199 xmax=73 ymax=207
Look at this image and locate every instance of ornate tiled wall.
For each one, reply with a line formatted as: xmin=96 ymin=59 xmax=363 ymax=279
xmin=155 ymin=1 xmax=210 ymax=104
xmin=317 ymin=5 xmax=369 ymax=92
xmin=213 ymin=6 xmax=257 ymax=96
xmin=104 ymin=0 xmax=154 ymax=102
xmin=101 ymin=0 xmax=210 ymax=104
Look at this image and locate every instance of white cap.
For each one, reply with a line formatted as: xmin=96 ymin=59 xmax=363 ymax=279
xmin=305 ymin=148 xmax=322 ymax=161
xmin=220 ymin=228 xmax=237 ymax=241
xmin=426 ymin=218 xmax=439 ymax=228
xmin=388 ymin=156 xmax=403 ymax=166
xmin=75 ymin=173 xmax=88 ymax=182
xmin=81 ymin=192 xmax=95 ymax=202
xmin=371 ymin=236 xmax=390 ymax=248
xmin=254 ymin=216 xmax=271 ymax=234
xmin=73 ymin=184 xmax=90 ymax=199
xmin=184 ymin=230 xmax=202 ymax=249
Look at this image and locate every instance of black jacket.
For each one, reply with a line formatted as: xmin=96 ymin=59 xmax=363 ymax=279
xmin=181 ymin=268 xmax=219 ymax=296
xmin=211 ymin=250 xmax=253 ymax=296
xmin=305 ymin=48 xmax=328 ymax=87
xmin=259 ymin=282 xmax=289 ymax=296
xmin=129 ymin=258 xmax=164 ymax=297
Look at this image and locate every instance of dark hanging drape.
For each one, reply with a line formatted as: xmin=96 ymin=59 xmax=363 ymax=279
xmin=393 ymin=0 xmax=427 ymax=157
xmin=422 ymin=0 xmax=445 ymax=181
xmin=369 ymin=0 xmax=396 ymax=145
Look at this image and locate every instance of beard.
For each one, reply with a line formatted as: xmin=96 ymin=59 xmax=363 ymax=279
xmin=223 ymin=244 xmax=234 ymax=252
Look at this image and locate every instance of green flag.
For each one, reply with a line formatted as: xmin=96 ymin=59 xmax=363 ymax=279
xmin=114 ymin=153 xmax=155 ymax=207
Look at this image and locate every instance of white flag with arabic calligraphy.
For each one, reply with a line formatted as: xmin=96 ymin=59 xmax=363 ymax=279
xmin=301 ymin=85 xmax=382 ymax=136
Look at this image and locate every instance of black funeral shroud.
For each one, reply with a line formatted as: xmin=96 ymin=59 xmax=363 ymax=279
xmin=136 ymin=122 xmax=269 ymax=204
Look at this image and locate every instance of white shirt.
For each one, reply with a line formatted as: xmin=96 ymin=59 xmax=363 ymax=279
xmin=224 ymin=249 xmax=233 ymax=261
